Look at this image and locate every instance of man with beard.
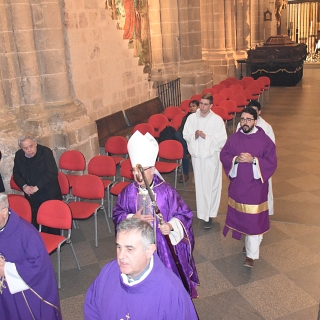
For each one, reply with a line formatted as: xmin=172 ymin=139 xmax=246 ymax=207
xmin=236 ymin=100 xmax=275 ymax=215
xmin=220 ymin=107 xmax=277 ymax=268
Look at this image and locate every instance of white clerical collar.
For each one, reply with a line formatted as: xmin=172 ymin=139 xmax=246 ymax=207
xmin=121 ymin=255 xmax=154 ymax=286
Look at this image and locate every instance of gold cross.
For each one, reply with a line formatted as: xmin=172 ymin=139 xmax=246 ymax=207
xmin=0 ymin=255 xmax=6 ymax=294
xmin=0 ymin=276 xmax=6 ymax=294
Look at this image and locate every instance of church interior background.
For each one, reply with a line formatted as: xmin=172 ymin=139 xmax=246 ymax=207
xmin=0 ymin=0 xmax=320 ymax=179
xmin=1 ymin=0 xmax=320 ymax=318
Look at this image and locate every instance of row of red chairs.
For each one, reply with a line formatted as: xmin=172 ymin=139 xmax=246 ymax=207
xmin=7 ymin=195 xmax=80 ymax=289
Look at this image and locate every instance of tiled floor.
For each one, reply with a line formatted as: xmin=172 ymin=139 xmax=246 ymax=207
xmin=55 ymin=65 xmax=320 ymax=319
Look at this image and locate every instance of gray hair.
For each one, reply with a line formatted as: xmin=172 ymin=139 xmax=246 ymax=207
xmin=118 ymin=218 xmax=155 ymax=249
xmin=18 ymin=135 xmax=37 ymax=148
xmin=0 ymin=193 xmax=9 ymax=208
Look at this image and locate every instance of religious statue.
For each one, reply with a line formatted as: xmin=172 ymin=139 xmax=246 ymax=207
xmin=275 ymin=0 xmax=288 ymax=28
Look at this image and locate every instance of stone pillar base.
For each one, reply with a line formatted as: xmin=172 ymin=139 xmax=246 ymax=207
xmin=203 ymin=50 xmax=238 ymax=84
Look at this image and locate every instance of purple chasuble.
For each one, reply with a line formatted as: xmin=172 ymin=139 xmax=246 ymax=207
xmin=84 ymin=254 xmax=198 ymax=319
xmin=220 ymin=127 xmax=277 ymax=239
xmin=0 ymin=210 xmax=61 ymax=320
xmin=113 ymin=175 xmax=199 ymax=298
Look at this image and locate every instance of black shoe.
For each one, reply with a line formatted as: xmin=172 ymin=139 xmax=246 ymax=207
xmin=242 ymin=246 xmax=246 ymax=254
xmin=204 ymin=218 xmax=213 ymax=229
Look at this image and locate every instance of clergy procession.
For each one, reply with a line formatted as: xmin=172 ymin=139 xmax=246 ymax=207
xmin=0 ymin=92 xmax=277 ymax=319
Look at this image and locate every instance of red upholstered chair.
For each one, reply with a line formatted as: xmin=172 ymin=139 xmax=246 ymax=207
xmin=230 ymin=83 xmax=244 ymax=93
xmin=109 ymin=158 xmax=134 ymax=212
xmin=147 ymin=114 xmax=169 ymax=138
xmin=10 ymin=175 xmax=22 ymax=194
xmin=163 ymin=106 xmax=182 ymax=122
xmin=243 ymin=89 xmax=254 ymax=102
xmin=255 ymin=78 xmax=267 ymax=106
xmin=226 ymin=77 xmax=238 ymax=84
xmin=212 ymin=83 xmax=226 ymax=93
xmin=211 ymin=106 xmax=230 ymax=133
xmin=8 ymin=194 xmax=32 ymax=223
xmin=202 ymin=88 xmax=217 ymax=95
xmin=259 ymin=76 xmax=271 ymax=102
xmin=246 ymin=83 xmax=262 ymax=101
xmin=220 ymin=79 xmax=233 ymax=88
xmin=218 ymin=100 xmax=238 ymax=132
xmin=219 ymin=88 xmax=234 ymax=100
xmin=68 ymin=175 xmax=111 ymax=247
xmin=59 ymin=150 xmax=86 ymax=189
xmin=155 ymin=140 xmax=185 ymax=189
xmin=104 ymin=136 xmax=128 ymax=166
xmin=179 ymin=99 xmax=191 ymax=113
xmin=171 ymin=113 xmax=185 ymax=130
xmin=133 ymin=123 xmax=155 ymax=136
xmin=212 ymin=93 xmax=226 ymax=106
xmin=37 ymin=200 xmax=81 ymax=289
xmin=88 ymin=155 xmax=116 ymax=217
xmin=230 ymin=93 xmax=248 ymax=110
xmin=190 ymin=94 xmax=202 ymax=102
xmin=58 ymin=172 xmax=71 ymax=203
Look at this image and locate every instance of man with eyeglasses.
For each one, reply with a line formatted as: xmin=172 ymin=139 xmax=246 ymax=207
xmin=113 ymin=131 xmax=199 ymax=298
xmin=236 ymin=100 xmax=275 ymax=215
xmin=183 ymin=93 xmax=227 ymax=229
xmin=220 ymin=107 xmax=277 ymax=268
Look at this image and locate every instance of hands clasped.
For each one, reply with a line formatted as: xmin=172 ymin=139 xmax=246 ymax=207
xmin=195 ymin=130 xmax=206 ymax=139
xmin=23 ymin=185 xmax=39 ymax=196
xmin=236 ymin=152 xmax=254 ymax=163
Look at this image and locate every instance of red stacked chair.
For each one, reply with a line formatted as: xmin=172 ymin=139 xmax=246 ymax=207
xmin=148 ymin=114 xmax=169 ymax=138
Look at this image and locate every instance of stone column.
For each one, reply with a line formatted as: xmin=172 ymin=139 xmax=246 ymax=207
xmin=149 ymin=0 xmax=212 ymax=100
xmin=201 ymin=0 xmax=236 ymax=83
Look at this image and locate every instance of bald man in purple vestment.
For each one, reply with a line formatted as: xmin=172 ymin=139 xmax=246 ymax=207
xmin=220 ymin=107 xmax=277 ymax=268
xmin=84 ymin=218 xmax=198 ymax=319
xmin=0 ymin=193 xmax=61 ymax=319
xmin=113 ymin=131 xmax=199 ymax=298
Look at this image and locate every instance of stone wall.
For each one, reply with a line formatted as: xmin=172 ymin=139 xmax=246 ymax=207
xmin=63 ymin=0 xmax=153 ymax=120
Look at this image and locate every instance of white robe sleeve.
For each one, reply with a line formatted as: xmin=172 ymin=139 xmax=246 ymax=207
xmin=4 ymin=261 xmax=29 ymax=294
xmin=168 ymin=218 xmax=184 ymax=245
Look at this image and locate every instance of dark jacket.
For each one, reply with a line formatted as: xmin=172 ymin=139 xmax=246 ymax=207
xmin=13 ymin=144 xmax=62 ymax=205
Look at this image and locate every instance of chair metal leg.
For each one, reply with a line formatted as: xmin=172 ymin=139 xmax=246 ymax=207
xmin=101 ymin=203 xmax=111 ymax=233
xmin=69 ymin=241 xmax=81 ymax=271
xmin=94 ymin=210 xmax=98 ymax=247
xmin=57 ymin=247 xmax=61 ymax=289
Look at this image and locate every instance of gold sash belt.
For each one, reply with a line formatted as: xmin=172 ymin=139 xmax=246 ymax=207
xmin=228 ymin=197 xmax=268 ymax=214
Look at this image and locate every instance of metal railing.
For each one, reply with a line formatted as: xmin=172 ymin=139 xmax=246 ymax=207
xmin=157 ymin=78 xmax=181 ymax=108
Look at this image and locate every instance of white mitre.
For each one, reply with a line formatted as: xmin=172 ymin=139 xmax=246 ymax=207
xmin=128 ymin=131 xmax=159 ymax=167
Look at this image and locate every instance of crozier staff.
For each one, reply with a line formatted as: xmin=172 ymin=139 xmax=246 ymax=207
xmin=113 ymin=130 xmax=199 ymax=298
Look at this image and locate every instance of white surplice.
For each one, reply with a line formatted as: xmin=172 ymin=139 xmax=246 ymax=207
xmin=183 ymin=109 xmax=227 ymax=221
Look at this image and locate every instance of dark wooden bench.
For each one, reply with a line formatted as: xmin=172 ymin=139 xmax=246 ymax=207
xmin=124 ymin=97 xmax=164 ymax=126
xmin=96 ymin=111 xmax=132 ymax=147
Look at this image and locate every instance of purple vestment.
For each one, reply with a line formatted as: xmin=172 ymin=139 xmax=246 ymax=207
xmin=220 ymin=127 xmax=277 ymax=239
xmin=84 ymin=253 xmax=198 ymax=319
xmin=0 ymin=210 xmax=61 ymax=320
xmin=113 ymin=175 xmax=199 ymax=298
